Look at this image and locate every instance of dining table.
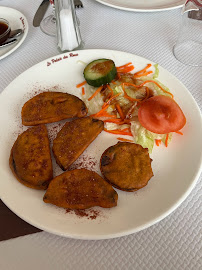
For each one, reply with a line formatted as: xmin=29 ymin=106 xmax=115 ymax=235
xmin=0 ymin=0 xmax=202 ymax=269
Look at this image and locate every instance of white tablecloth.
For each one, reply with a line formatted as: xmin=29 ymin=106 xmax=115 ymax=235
xmin=0 ymin=0 xmax=201 ymax=269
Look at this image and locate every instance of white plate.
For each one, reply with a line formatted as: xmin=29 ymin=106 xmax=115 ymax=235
xmin=0 ymin=7 xmax=28 ymax=60
xmin=95 ymin=0 xmax=184 ymax=12
xmin=0 ymin=49 xmax=202 ymax=240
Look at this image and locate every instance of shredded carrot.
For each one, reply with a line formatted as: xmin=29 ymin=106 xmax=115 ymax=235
xmin=107 ymin=84 xmax=114 ymax=96
xmin=175 ymin=131 xmax=183 ymax=135
xmin=165 ymin=134 xmax=169 ymax=147
xmin=104 ymin=128 xmax=133 ymax=136
xmin=123 ymin=80 xmax=174 ymax=99
xmin=155 ymin=139 xmax=161 ymax=146
xmin=117 ymin=62 xmax=132 ymax=69
xmin=115 ymin=104 xmax=125 ymax=120
xmin=121 ymin=128 xmax=131 ymax=132
xmin=91 ymin=112 xmax=116 ymax=119
xmin=102 ymin=93 xmax=121 ymax=108
xmin=117 ymin=65 xmax=135 ymax=73
xmin=134 ymin=64 xmax=152 ymax=76
xmin=76 ymin=80 xmax=86 ymax=88
xmin=138 ymin=80 xmax=174 ymax=98
xmin=117 ymin=137 xmax=133 ymax=142
xmin=122 ymin=83 xmax=142 ymax=102
xmin=82 ymin=87 xmax=85 ymax=95
xmin=88 ymin=85 xmax=103 ymax=101
xmin=90 ymin=104 xmax=110 ymax=117
xmin=111 ymin=80 xmax=117 ymax=85
xmin=134 ymin=71 xmax=153 ymax=78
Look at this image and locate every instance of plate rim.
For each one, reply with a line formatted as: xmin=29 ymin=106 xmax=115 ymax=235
xmin=0 ymin=6 xmax=29 ymax=60
xmin=94 ymin=0 xmax=184 ymax=12
xmin=1 ymin=49 xmax=202 ymax=240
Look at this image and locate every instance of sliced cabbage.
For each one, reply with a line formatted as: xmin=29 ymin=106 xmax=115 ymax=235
xmin=82 ymin=84 xmax=104 ymax=115
xmin=153 ymin=63 xmax=159 ymax=79
xmin=131 ymin=121 xmax=173 ymax=153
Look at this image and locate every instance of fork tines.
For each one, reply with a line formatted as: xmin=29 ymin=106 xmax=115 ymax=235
xmin=74 ymin=0 xmax=83 ymax=8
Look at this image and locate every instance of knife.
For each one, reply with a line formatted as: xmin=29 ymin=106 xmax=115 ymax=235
xmin=33 ymin=0 xmax=50 ymax=27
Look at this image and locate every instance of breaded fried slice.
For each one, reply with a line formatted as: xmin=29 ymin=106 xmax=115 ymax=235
xmin=100 ymin=142 xmax=153 ymax=192
xmin=43 ymin=169 xmax=118 ymax=209
xmin=21 ymin=92 xmax=88 ymax=126
xmin=9 ymin=125 xmax=53 ymax=190
xmin=53 ymin=117 xmax=104 ymax=171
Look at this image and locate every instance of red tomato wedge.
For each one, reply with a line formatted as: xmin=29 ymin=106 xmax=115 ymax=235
xmin=138 ymin=95 xmax=186 ymax=134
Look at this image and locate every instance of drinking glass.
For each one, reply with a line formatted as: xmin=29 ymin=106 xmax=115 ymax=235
xmin=54 ymin=0 xmax=83 ymax=52
xmin=173 ymin=0 xmax=202 ymax=66
xmin=40 ymin=0 xmax=56 ymax=36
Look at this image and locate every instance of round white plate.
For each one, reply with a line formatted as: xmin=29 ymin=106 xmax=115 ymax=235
xmin=0 ymin=7 xmax=28 ymax=60
xmin=0 ymin=49 xmax=202 ymax=240
xmin=95 ymin=0 xmax=184 ymax=12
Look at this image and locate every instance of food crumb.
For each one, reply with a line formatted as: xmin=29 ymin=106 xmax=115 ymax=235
xmin=66 ymin=208 xmax=101 ymax=220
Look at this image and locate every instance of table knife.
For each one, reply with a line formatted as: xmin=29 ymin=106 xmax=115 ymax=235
xmin=33 ymin=0 xmax=50 ymax=27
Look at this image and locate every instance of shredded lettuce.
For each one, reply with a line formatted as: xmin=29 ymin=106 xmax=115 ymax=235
xmin=82 ymin=84 xmax=104 ymax=115
xmin=153 ymin=63 xmax=159 ymax=79
xmin=131 ymin=121 xmax=173 ymax=153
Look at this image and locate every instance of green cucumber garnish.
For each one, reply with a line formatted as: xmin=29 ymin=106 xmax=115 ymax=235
xmin=84 ymin=59 xmax=117 ymax=87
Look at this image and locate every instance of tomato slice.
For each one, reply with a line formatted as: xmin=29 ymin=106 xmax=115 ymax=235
xmin=138 ymin=95 xmax=186 ymax=134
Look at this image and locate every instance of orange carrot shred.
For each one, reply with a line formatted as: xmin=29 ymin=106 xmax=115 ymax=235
xmin=139 ymin=80 xmax=174 ymax=98
xmin=102 ymin=93 xmax=121 ymax=108
xmin=175 ymin=131 xmax=183 ymax=135
xmin=122 ymin=83 xmax=142 ymax=102
xmin=88 ymin=86 xmax=103 ymax=101
xmin=115 ymin=104 xmax=125 ymax=120
xmin=123 ymin=80 xmax=174 ymax=99
xmin=91 ymin=104 xmax=110 ymax=117
xmin=155 ymin=139 xmax=161 ymax=146
xmin=104 ymin=128 xmax=133 ymax=136
xmin=117 ymin=62 xmax=132 ymax=69
xmin=117 ymin=65 xmax=135 ymax=73
xmin=107 ymin=84 xmax=114 ymax=96
xmin=82 ymin=87 xmax=85 ymax=95
xmin=165 ymin=134 xmax=169 ymax=147
xmin=76 ymin=80 xmax=86 ymax=88
xmin=117 ymin=137 xmax=133 ymax=142
xmin=133 ymin=64 xmax=152 ymax=77
xmin=134 ymin=71 xmax=153 ymax=78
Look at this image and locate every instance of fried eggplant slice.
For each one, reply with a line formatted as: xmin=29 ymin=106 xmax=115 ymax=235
xmin=43 ymin=169 xmax=118 ymax=209
xmin=53 ymin=117 xmax=104 ymax=170
xmin=9 ymin=125 xmax=53 ymax=189
xmin=21 ymin=92 xmax=88 ymax=126
xmin=100 ymin=142 xmax=153 ymax=192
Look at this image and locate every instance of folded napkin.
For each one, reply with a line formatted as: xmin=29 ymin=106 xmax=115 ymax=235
xmin=0 ymin=200 xmax=41 ymax=241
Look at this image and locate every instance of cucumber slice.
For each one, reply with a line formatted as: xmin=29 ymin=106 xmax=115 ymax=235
xmin=83 ymin=59 xmax=117 ymax=87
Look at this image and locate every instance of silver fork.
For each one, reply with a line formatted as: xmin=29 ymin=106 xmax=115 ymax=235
xmin=74 ymin=0 xmax=83 ymax=8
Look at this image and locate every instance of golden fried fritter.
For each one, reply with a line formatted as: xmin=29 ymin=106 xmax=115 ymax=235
xmin=9 ymin=125 xmax=53 ymax=189
xmin=100 ymin=142 xmax=153 ymax=191
xmin=43 ymin=169 xmax=118 ymax=209
xmin=52 ymin=117 xmax=104 ymax=170
xmin=21 ymin=92 xmax=88 ymax=126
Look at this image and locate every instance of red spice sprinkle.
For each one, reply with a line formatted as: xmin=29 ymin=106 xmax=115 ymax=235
xmin=66 ymin=209 xmax=101 ymax=220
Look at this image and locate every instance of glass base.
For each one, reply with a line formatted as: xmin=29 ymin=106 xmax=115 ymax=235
xmin=40 ymin=15 xmax=56 ymax=37
xmin=173 ymin=40 xmax=202 ymax=67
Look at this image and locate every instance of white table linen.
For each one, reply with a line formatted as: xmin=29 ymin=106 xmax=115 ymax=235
xmin=0 ymin=0 xmax=201 ymax=269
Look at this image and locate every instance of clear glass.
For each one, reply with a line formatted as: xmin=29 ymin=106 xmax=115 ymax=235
xmin=40 ymin=0 xmax=56 ymax=37
xmin=54 ymin=0 xmax=84 ymax=52
xmin=173 ymin=0 xmax=202 ymax=66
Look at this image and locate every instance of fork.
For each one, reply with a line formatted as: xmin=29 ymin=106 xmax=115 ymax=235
xmin=74 ymin=0 xmax=83 ymax=8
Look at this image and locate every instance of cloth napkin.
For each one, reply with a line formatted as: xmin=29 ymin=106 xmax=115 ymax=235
xmin=0 ymin=200 xmax=41 ymax=241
